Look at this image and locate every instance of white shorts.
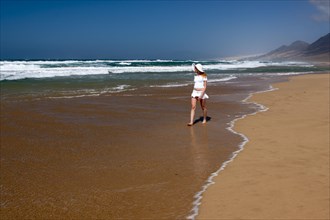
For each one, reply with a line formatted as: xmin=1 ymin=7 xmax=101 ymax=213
xmin=191 ymin=90 xmax=209 ymax=99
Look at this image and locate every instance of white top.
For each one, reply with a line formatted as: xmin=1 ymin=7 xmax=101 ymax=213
xmin=194 ymin=75 xmax=207 ymax=89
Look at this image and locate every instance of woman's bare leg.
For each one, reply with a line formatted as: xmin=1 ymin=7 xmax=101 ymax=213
xmin=188 ymin=98 xmax=197 ymax=126
xmin=200 ymin=99 xmax=207 ymax=123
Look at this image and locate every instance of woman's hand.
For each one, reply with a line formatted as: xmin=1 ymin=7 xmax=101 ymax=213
xmin=200 ymin=91 xmax=205 ymax=99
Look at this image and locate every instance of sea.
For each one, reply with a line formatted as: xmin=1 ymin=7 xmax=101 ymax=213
xmin=0 ymin=59 xmax=326 ymax=100
xmin=0 ymin=59 xmax=328 ymax=219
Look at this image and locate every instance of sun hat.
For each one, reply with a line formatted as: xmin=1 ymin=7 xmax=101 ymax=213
xmin=192 ymin=63 xmax=204 ymax=73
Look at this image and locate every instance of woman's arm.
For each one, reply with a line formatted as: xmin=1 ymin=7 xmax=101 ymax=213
xmin=200 ymin=81 xmax=207 ymax=98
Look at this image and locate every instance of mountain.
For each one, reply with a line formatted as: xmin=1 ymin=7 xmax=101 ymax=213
xmin=304 ymin=33 xmax=330 ymax=57
xmin=257 ymin=40 xmax=309 ymax=61
xmin=255 ymin=33 xmax=330 ymax=62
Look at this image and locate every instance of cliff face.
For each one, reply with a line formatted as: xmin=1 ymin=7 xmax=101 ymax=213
xmin=257 ymin=33 xmax=330 ymax=62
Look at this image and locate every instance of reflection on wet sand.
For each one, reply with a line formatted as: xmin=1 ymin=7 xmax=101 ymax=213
xmin=190 ymin=125 xmax=209 ymax=176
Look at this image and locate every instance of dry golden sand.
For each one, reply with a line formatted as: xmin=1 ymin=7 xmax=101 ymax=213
xmin=197 ymin=74 xmax=330 ymax=219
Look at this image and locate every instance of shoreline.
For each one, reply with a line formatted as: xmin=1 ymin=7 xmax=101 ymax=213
xmin=187 ymin=83 xmax=278 ymax=219
xmin=196 ymin=73 xmax=330 ymax=219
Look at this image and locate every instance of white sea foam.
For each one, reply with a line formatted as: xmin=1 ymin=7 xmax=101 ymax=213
xmin=118 ymin=62 xmax=131 ymax=65
xmin=208 ymin=76 xmax=237 ymax=83
xmin=112 ymin=84 xmax=131 ymax=91
xmin=186 ymin=85 xmax=278 ymax=220
xmin=270 ymin=61 xmax=313 ymax=67
xmin=206 ymin=60 xmax=313 ymax=70
xmin=149 ymin=76 xmax=237 ymax=88
xmin=47 ymin=93 xmax=101 ymax=99
xmin=107 ymin=66 xmax=190 ymax=74
xmin=0 ymin=67 xmax=108 ymax=81
xmin=29 ymin=85 xmax=134 ymax=100
xmin=150 ymin=83 xmax=190 ymax=88
xmin=206 ymin=60 xmax=267 ymax=70
xmin=272 ymin=72 xmax=308 ymax=76
xmin=0 ymin=60 xmax=314 ymax=81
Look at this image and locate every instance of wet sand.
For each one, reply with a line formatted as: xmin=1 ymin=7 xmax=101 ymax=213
xmin=198 ymin=73 xmax=330 ymax=219
xmin=0 ymin=76 xmax=286 ymax=219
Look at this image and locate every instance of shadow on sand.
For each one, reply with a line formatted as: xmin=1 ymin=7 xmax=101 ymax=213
xmin=193 ymin=116 xmax=212 ymax=125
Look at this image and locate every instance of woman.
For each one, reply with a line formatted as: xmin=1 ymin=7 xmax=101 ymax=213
xmin=188 ymin=63 xmax=209 ymax=126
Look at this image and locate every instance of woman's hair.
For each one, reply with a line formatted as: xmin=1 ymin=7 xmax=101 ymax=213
xmin=197 ymin=70 xmax=207 ymax=77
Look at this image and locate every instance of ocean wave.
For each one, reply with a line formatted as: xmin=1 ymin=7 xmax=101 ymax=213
xmin=208 ymin=76 xmax=237 ymax=83
xmin=28 ymin=85 xmax=134 ymax=100
xmin=271 ymin=72 xmax=308 ymax=76
xmin=0 ymin=60 xmax=315 ymax=81
xmin=118 ymin=62 xmax=131 ymax=65
xmin=108 ymin=66 xmax=191 ymax=74
xmin=150 ymin=83 xmax=190 ymax=88
xmin=149 ymin=76 xmax=237 ymax=88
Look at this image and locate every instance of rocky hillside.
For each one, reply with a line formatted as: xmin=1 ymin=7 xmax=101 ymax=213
xmin=304 ymin=33 xmax=330 ymax=57
xmin=256 ymin=33 xmax=329 ymax=62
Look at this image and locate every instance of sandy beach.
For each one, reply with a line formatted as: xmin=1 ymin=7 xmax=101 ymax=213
xmin=198 ymin=73 xmax=330 ymax=219
xmin=2 ymin=75 xmax=280 ymax=219
xmin=2 ymin=71 xmax=328 ymax=219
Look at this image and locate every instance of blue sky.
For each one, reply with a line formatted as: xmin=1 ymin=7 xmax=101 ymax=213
xmin=1 ymin=0 xmax=329 ymax=60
